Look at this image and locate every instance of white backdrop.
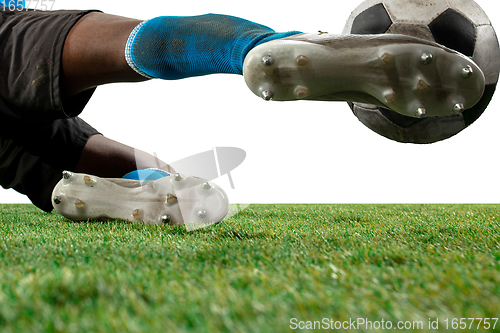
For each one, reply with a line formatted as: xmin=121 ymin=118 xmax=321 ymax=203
xmin=1 ymin=0 xmax=499 ymax=205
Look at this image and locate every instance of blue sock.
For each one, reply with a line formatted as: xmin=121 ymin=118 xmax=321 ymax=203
xmin=125 ymin=14 xmax=301 ymax=79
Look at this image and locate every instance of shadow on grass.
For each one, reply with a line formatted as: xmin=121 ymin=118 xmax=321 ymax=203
xmin=202 ymin=230 xmax=273 ymax=240
xmin=60 ymin=219 xmax=268 ymax=240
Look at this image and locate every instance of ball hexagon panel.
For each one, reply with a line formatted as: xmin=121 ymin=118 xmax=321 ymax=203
xmin=351 ymin=3 xmax=392 ymax=34
xmin=383 ymin=0 xmax=450 ymax=24
xmin=446 ymin=0 xmax=491 ymax=26
xmin=429 ymin=9 xmax=477 ymax=56
xmin=343 ymin=0 xmax=384 ymax=34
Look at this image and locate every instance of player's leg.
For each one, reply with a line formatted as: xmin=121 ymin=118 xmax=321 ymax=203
xmin=62 ymin=13 xmax=147 ymax=97
xmin=61 ymin=12 xmax=301 ymax=96
xmin=74 ymin=134 xmax=175 ymax=178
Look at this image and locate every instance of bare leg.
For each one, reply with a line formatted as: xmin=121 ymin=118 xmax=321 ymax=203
xmin=62 ymin=12 xmax=148 ymax=96
xmin=74 ymin=135 xmax=175 ymax=178
xmin=63 ymin=13 xmax=175 ymax=176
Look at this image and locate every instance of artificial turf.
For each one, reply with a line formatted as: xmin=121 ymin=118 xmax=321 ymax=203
xmin=0 ymin=204 xmax=499 ymax=332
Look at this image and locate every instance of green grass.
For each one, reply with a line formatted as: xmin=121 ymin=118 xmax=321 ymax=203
xmin=0 ymin=204 xmax=499 ymax=332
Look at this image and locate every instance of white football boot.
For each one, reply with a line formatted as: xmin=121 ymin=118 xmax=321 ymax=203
xmin=52 ymin=171 xmax=229 ymax=231
xmin=243 ymin=33 xmax=485 ymax=118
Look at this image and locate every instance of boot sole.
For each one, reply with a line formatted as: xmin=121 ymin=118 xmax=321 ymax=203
xmin=243 ymin=34 xmax=485 ymax=118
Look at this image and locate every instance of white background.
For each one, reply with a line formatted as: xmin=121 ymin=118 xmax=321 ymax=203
xmin=1 ymin=0 xmax=499 ymax=205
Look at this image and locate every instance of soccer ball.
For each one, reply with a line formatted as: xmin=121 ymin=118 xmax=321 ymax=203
xmin=343 ymin=0 xmax=500 ymax=144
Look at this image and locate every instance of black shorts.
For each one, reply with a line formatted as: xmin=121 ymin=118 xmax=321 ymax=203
xmin=0 ymin=7 xmax=101 ymax=212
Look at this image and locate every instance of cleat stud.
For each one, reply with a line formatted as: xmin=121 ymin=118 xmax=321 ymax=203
xmin=381 ymin=53 xmax=392 ymax=64
xmin=167 ymin=194 xmax=177 ymax=203
xmin=417 ymin=80 xmax=430 ymax=91
xmin=262 ymin=54 xmax=274 ymax=66
xmin=384 ymin=93 xmax=396 ymax=104
xmin=174 ymin=173 xmax=183 ymax=181
xmin=161 ymin=214 xmax=171 ymax=224
xmin=83 ymin=175 xmax=96 ymax=185
xmin=453 ymin=103 xmax=465 ymax=113
xmin=53 ymin=196 xmax=62 ymax=205
xmin=462 ymin=65 xmax=473 ymax=79
xmin=261 ymin=90 xmax=274 ymax=101
xmin=421 ymin=53 xmax=433 ymax=65
xmin=294 ymin=86 xmax=310 ymax=99
xmin=198 ymin=209 xmax=207 ymax=219
xmin=133 ymin=209 xmax=141 ymax=219
xmin=202 ymin=182 xmax=212 ymax=190
xmin=415 ymin=108 xmax=426 ymax=118
xmin=74 ymin=199 xmax=85 ymax=209
xmin=296 ymin=55 xmax=309 ymax=66
xmin=62 ymin=171 xmax=73 ymax=180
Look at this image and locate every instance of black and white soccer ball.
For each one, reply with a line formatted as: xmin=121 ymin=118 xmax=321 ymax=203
xmin=344 ymin=0 xmax=500 ymax=144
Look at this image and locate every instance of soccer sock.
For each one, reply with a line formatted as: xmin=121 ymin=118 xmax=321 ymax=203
xmin=125 ymin=14 xmax=301 ymax=79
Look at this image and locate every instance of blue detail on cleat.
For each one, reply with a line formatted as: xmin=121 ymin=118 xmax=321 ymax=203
xmin=123 ymin=169 xmax=171 ymax=181
xmin=125 ymin=14 xmax=301 ymax=79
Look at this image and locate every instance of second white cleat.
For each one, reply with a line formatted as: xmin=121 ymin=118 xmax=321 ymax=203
xmin=52 ymin=171 xmax=229 ymax=231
